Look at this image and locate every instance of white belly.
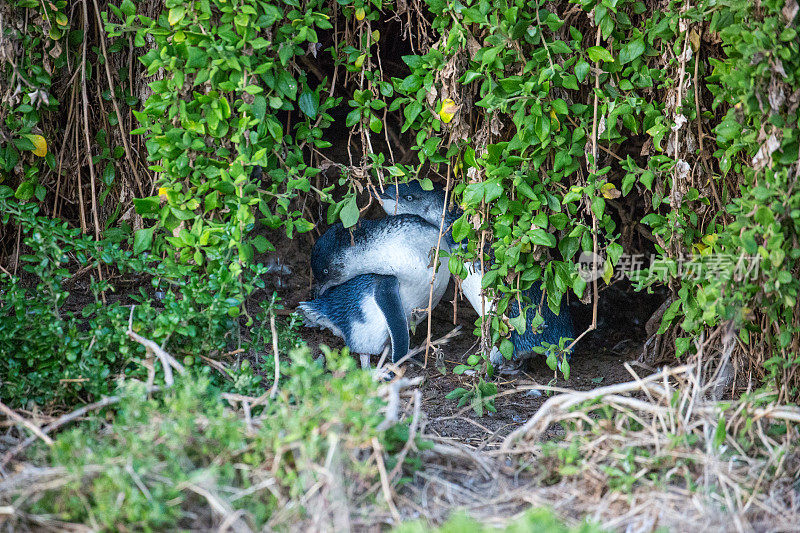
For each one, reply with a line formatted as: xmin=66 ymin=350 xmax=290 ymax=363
xmin=461 ymin=261 xmax=491 ymax=317
xmin=346 ymin=296 xmax=391 ymax=354
xmin=399 ymin=255 xmax=450 ymax=325
xmin=351 ymin=232 xmax=451 ymax=324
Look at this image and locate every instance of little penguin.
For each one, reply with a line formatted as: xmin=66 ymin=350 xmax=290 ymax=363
xmin=298 ymin=274 xmax=409 ymax=364
xmin=309 ymin=214 xmax=451 ymax=327
xmin=376 ymin=181 xmax=575 ymax=367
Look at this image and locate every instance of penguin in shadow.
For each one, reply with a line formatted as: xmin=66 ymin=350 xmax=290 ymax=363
xmin=375 ymin=180 xmax=575 ymax=370
xmin=299 ymin=214 xmax=451 ymax=367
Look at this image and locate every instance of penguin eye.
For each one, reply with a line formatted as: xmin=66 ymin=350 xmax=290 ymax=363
xmin=405 ymin=194 xmax=414 ymax=201
xmin=322 ymin=268 xmax=329 ymax=275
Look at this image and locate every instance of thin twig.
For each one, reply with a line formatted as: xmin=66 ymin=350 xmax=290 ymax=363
xmin=424 ymin=170 xmax=452 ymax=366
xmin=127 ymin=307 xmax=185 ymax=386
xmin=372 ymin=437 xmax=402 ymax=522
xmin=91 ymin=0 xmax=145 ymax=198
xmin=269 ymin=311 xmax=280 ymax=399
xmin=501 ymin=364 xmax=694 ymax=451
xmin=0 ymin=387 xmax=161 ymax=469
xmin=0 ymin=401 xmax=53 ymax=446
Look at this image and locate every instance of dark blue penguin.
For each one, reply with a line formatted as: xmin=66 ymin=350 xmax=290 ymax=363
xmin=309 ymin=215 xmax=451 ymax=326
xmin=376 ymin=181 xmax=575 ymax=367
xmin=298 ymin=274 xmax=409 ymax=364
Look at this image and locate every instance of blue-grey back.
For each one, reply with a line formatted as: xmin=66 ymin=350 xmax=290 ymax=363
xmin=507 ymin=282 xmax=574 ymax=356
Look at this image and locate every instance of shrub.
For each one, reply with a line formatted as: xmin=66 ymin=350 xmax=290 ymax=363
xmin=15 ymin=346 xmax=401 ymax=530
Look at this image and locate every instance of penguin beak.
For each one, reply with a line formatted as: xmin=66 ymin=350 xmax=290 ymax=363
xmin=314 ymin=281 xmax=334 ymax=298
xmin=374 ymin=185 xmax=399 ymax=214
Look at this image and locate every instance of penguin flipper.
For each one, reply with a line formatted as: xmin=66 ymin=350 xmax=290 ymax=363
xmin=374 ymin=275 xmax=409 ymax=363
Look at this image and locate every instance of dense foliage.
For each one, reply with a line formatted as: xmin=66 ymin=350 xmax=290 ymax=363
xmin=2 ymin=0 xmax=800 ymax=529
xmin=2 ymin=0 xmax=799 ymax=405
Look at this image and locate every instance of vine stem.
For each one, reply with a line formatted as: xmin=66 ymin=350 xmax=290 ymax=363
xmin=91 ymin=0 xmax=145 ymax=198
xmin=567 ymin=25 xmax=602 ymax=351
xmin=424 ymin=167 xmax=452 ymax=366
xmin=79 ymin=0 xmax=105 ymax=300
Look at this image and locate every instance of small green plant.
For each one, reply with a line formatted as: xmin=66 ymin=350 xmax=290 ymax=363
xmin=395 ymin=507 xmax=607 ymax=533
xmin=445 ymin=379 xmax=498 ymax=417
xmin=0 ymin=189 xmax=271 ymax=407
xmin=18 ymin=345 xmax=416 ymax=530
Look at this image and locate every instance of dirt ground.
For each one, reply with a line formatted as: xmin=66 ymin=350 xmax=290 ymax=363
xmin=255 ymin=220 xmax=668 ymax=448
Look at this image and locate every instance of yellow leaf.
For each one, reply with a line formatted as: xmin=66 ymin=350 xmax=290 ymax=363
xmin=688 ymin=29 xmax=701 ymax=52
xmin=600 ymin=182 xmax=620 ymax=199
xmin=701 ymin=233 xmax=718 ymax=246
xmin=549 ymin=108 xmax=560 ymax=130
xmin=158 ymin=187 xmax=168 ymax=197
xmin=354 ymin=53 xmax=366 ymax=69
xmin=372 ymin=30 xmax=380 ymax=42
xmin=28 ymin=134 xmax=47 ymax=157
xmin=439 ymin=98 xmax=459 ymax=124
xmin=355 ymin=7 xmax=365 ymax=20
xmin=168 ymin=6 xmax=185 ymax=26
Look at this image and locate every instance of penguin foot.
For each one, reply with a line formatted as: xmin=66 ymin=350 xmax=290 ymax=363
xmin=360 ymin=353 xmax=371 ymax=370
xmin=489 ymin=346 xmax=523 ymax=375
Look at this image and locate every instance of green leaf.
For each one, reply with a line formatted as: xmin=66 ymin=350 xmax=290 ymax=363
xmin=403 ymin=101 xmax=423 ymax=130
xmin=534 ymin=116 xmax=551 ymax=141
xmin=445 ymin=388 xmax=468 ymax=400
xmin=675 ymin=336 xmax=691 ymax=357
xmin=509 ymin=309 xmax=527 ymax=335
xmin=574 ymin=60 xmax=590 ymax=82
xmin=133 ymin=226 xmax=155 ymax=254
xmin=276 ymin=70 xmax=297 ymax=100
xmin=133 ymin=196 xmax=160 ymax=215
xmin=120 ymin=0 xmax=136 ymax=17
xmin=345 ymin=108 xmax=361 ymax=127
xmin=451 ymin=214 xmax=471 ymax=243
xmin=368 ymin=113 xmax=383 ymax=133
xmin=499 ymin=338 xmax=514 ymax=359
xmin=640 ymin=170 xmax=655 ymax=190
xmin=298 ymin=91 xmax=318 ymax=119
xmin=619 ymin=38 xmax=645 ymax=64
xmin=251 ymin=95 xmax=267 ymax=120
xmin=252 ymin=235 xmax=272 ymax=253
xmin=587 ymin=46 xmax=614 ymax=63
xmin=561 ymin=74 xmax=579 ymax=90
xmin=339 ymin=196 xmax=359 ymax=228
xmin=14 ymin=181 xmax=35 ymax=201
xmin=529 ymin=228 xmax=556 ymax=247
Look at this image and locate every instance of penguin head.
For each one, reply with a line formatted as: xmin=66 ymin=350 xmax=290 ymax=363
xmin=310 ymin=226 xmax=347 ymax=294
xmin=375 ymin=181 xmax=447 ymax=228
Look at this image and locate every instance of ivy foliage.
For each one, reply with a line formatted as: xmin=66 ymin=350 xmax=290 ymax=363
xmin=2 ymin=0 xmax=800 ymax=402
xmin=103 ymin=0 xmax=339 ymax=275
xmin=370 ymin=0 xmax=799 ymax=392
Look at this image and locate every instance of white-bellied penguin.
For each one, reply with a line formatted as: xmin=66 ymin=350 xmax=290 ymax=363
xmin=375 ymin=181 xmax=575 ymax=368
xmin=298 ymin=274 xmax=409 ymax=366
xmin=300 ymin=214 xmax=451 ymax=365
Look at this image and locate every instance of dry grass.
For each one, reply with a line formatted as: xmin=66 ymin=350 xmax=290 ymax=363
xmin=399 ymin=328 xmax=800 ymax=532
xmin=1 ymin=331 xmax=799 ymax=532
